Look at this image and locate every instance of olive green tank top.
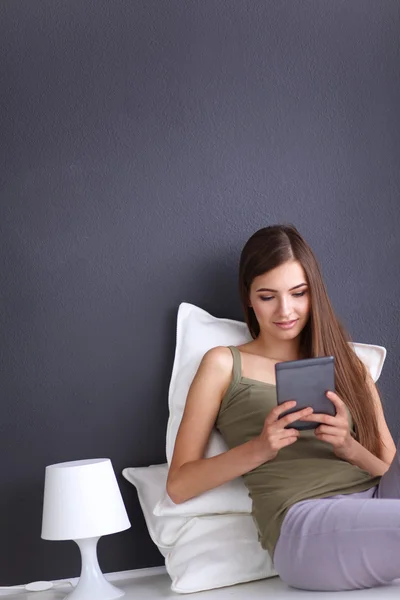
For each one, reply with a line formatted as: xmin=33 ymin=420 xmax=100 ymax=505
xmin=215 ymin=346 xmax=381 ymax=558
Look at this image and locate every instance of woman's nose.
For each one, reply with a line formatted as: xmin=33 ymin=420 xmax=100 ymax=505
xmin=277 ymin=297 xmax=293 ymax=317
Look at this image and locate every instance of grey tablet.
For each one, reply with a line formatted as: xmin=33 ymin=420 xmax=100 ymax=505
xmin=275 ymin=356 xmax=336 ymax=430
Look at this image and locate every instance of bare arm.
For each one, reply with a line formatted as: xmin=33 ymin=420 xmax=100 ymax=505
xmin=303 ymin=371 xmax=396 ymax=477
xmin=344 ymin=440 xmax=391 ymax=476
xmin=167 ymin=346 xmax=313 ymax=504
xmin=344 ymin=371 xmax=396 ymax=476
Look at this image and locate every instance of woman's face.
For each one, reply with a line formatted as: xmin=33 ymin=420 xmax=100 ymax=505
xmin=248 ymin=260 xmax=311 ymax=339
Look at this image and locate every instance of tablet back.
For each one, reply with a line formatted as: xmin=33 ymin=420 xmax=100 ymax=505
xmin=275 ymin=356 xmax=335 ymax=430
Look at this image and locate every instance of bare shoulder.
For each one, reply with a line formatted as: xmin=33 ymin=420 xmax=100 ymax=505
xmin=201 ymin=345 xmax=234 ymax=373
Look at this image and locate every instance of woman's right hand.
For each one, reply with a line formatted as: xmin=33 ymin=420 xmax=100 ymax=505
xmin=254 ymin=401 xmax=314 ymax=463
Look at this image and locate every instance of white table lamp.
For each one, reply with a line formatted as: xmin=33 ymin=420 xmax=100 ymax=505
xmin=41 ymin=458 xmax=131 ymax=600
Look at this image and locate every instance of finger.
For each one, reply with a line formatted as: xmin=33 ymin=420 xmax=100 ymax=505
xmin=279 ymin=428 xmax=300 ymax=438
xmin=279 ymin=407 xmax=314 ymax=428
xmin=325 ymin=390 xmax=347 ymax=415
xmin=267 ymin=401 xmax=297 ymax=422
xmin=299 ymin=413 xmax=337 ymax=425
xmin=314 ymin=432 xmax=338 ymax=445
xmin=315 ymin=424 xmax=343 ymax=436
xmin=279 ymin=436 xmax=299 ymax=448
xmin=275 ymin=400 xmax=297 ymax=414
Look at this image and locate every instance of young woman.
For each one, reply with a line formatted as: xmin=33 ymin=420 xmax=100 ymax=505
xmin=167 ymin=224 xmax=398 ymax=592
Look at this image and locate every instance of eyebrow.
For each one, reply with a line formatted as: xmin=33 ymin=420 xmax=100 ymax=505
xmin=255 ymin=283 xmax=308 ymax=293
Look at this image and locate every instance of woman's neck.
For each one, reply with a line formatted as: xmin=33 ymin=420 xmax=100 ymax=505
xmin=253 ymin=335 xmax=303 ymax=362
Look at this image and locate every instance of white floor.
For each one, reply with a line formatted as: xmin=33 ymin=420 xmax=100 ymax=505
xmin=2 ymin=567 xmax=400 ymax=600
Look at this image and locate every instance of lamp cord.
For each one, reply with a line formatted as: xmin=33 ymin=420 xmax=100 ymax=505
xmin=0 ymin=580 xmax=75 ymax=594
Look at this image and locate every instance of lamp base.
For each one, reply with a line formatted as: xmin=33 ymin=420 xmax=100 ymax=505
xmin=66 ymin=537 xmax=124 ymax=600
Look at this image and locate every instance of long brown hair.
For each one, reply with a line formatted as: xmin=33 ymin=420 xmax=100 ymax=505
xmin=239 ymin=224 xmax=382 ymax=458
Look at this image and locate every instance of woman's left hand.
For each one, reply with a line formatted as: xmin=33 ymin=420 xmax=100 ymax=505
xmin=300 ymin=391 xmax=355 ymax=460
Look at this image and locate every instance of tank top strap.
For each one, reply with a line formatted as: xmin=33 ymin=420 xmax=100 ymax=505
xmin=227 ymin=345 xmax=242 ymax=386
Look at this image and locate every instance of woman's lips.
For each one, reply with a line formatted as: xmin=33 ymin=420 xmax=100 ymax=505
xmin=274 ymin=319 xmax=298 ymax=329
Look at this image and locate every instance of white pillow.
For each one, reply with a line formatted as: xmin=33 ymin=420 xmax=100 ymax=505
xmin=122 ymin=463 xmax=276 ymax=593
xmin=165 ymin=303 xmax=252 ymax=464
xmin=122 ymin=465 xmax=193 ymax=552
xmin=348 ymin=341 xmax=387 ymax=381
xmin=166 ymin=514 xmax=277 ymax=593
xmin=158 ymin=302 xmax=387 ymax=518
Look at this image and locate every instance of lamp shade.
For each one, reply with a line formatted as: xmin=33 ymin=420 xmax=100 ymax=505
xmin=41 ymin=458 xmax=131 ymax=540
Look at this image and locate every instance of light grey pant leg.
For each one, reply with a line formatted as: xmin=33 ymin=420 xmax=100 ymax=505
xmin=274 ymin=440 xmax=400 ymax=591
xmin=273 ymin=487 xmax=400 ymax=591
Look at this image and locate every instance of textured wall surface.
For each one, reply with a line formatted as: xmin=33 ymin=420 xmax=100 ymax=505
xmin=1 ymin=0 xmax=400 ymax=585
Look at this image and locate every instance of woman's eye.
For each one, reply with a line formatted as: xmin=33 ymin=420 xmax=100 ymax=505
xmin=260 ymin=291 xmax=306 ymax=302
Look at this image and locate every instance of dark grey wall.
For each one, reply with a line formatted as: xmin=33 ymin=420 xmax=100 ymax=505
xmin=1 ymin=0 xmax=400 ymax=585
